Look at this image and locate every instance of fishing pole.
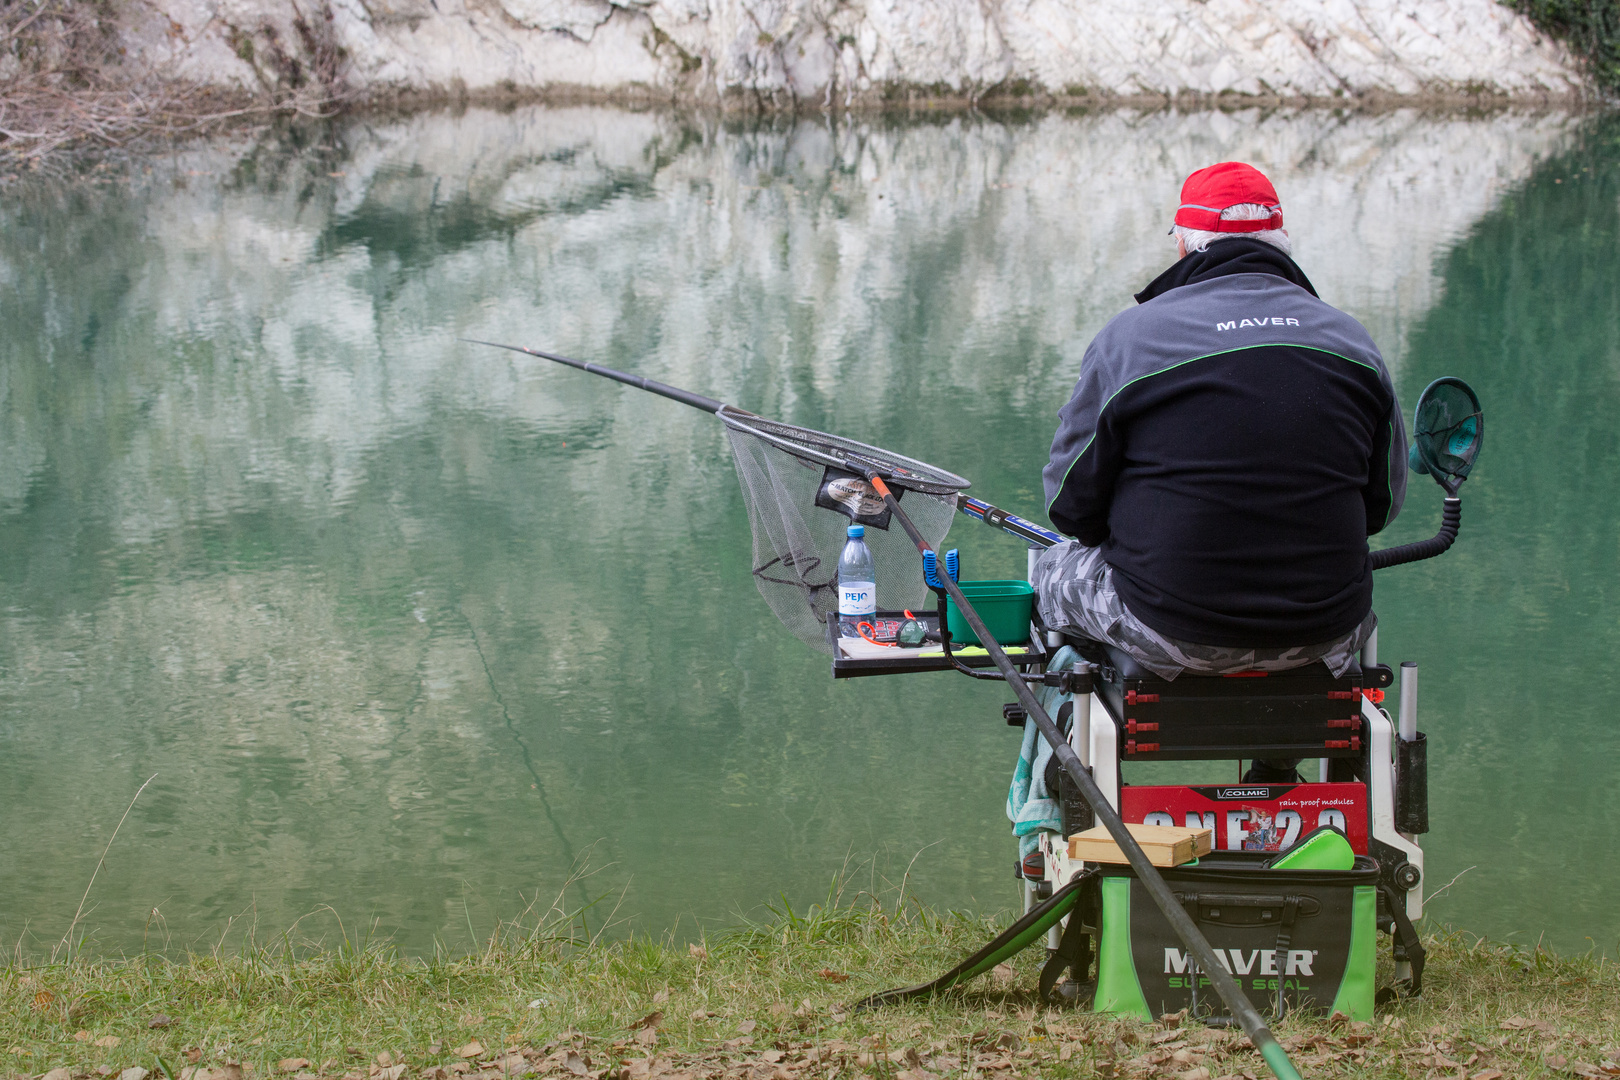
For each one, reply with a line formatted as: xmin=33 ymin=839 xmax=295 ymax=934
xmin=464 ymin=340 xmax=1062 ymax=546
xmin=469 ymin=337 xmax=1302 ymax=1078
xmin=856 ymin=465 xmax=1303 ymax=1080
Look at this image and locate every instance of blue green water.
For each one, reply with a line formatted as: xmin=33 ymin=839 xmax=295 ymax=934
xmin=0 ymin=107 xmax=1616 ymax=956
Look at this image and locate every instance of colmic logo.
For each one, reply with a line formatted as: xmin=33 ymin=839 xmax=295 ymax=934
xmin=1215 ymin=788 xmax=1271 ymax=799
xmin=824 ymin=477 xmax=886 ymax=517
xmin=1216 ymin=317 xmax=1301 ymax=331
xmin=1164 ymin=948 xmax=1318 ymax=976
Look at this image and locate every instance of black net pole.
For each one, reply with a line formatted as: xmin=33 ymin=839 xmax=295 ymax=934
xmin=861 ymin=470 xmax=1303 ymax=1080
xmin=463 ymin=340 xmax=726 ymax=414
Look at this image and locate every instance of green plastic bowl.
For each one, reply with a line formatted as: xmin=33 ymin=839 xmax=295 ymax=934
xmin=944 ymin=579 xmax=1035 ymax=646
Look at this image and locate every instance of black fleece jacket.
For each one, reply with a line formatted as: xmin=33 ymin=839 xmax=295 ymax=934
xmin=1042 ymin=239 xmax=1407 ymax=648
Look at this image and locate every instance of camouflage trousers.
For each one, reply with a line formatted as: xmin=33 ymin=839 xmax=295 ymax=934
xmin=1031 ymin=540 xmax=1374 ymax=682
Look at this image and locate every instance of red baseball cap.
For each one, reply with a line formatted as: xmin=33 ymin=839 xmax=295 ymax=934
xmin=1173 ymin=162 xmax=1283 ymax=233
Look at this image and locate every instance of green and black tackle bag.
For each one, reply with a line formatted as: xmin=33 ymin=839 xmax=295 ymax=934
xmin=1091 ymin=851 xmax=1379 ymax=1021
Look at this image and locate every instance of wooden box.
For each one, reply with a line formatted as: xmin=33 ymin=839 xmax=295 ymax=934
xmin=1067 ymin=823 xmax=1214 ymax=867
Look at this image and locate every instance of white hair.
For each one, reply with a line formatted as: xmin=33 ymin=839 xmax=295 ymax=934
xmin=1172 ymin=203 xmax=1292 ymax=258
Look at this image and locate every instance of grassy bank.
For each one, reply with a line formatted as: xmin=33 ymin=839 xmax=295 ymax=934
xmin=5 ymin=894 xmax=1618 ymax=1080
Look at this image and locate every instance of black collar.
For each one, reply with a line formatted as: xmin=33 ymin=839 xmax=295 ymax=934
xmin=1134 ymin=237 xmax=1318 ymax=305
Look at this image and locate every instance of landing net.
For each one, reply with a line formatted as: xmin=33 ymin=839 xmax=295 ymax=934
xmin=718 ymin=405 xmax=968 ymax=653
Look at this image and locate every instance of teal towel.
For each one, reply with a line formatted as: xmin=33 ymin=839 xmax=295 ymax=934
xmin=1006 ymin=645 xmax=1081 ymax=859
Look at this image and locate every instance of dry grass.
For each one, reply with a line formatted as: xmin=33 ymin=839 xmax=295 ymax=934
xmin=3 ymin=879 xmax=1618 ymax=1080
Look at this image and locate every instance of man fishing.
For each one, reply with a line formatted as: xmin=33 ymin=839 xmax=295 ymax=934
xmin=1035 ymin=161 xmax=1407 ymax=782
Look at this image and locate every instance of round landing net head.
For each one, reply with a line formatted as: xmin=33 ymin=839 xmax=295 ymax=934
xmin=717 ymin=406 xmax=966 ymax=653
xmin=717 ymin=406 xmax=971 ymax=496
xmin=1409 ymin=377 xmax=1483 ymax=491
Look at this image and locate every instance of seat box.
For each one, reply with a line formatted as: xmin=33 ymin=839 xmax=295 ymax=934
xmin=1092 ymin=853 xmax=1380 ymax=1022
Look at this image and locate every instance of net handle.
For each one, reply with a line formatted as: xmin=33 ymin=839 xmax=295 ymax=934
xmin=859 ymin=467 xmax=1303 ymax=1080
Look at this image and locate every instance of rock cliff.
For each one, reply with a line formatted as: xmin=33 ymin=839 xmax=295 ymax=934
xmin=118 ymin=0 xmax=1583 ymax=106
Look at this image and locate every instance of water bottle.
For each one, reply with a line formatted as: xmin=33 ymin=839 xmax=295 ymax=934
xmin=838 ymin=524 xmax=876 ymax=637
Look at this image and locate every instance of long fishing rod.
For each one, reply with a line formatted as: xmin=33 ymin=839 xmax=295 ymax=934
xmin=858 ymin=466 xmax=1302 ymax=1080
xmin=465 ymin=340 xmax=1062 ymax=547
xmin=468 ymin=337 xmax=1301 ymax=1080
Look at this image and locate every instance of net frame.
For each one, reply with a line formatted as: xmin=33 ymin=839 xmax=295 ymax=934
xmin=717 ymin=406 xmax=971 ymax=495
xmin=1411 ymin=377 xmax=1484 ymax=485
xmin=718 ymin=406 xmax=965 ymax=653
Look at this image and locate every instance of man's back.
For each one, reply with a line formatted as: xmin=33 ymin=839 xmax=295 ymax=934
xmin=1043 ymin=239 xmax=1405 ymax=650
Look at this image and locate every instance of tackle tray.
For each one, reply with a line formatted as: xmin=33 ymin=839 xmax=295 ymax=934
xmin=827 ymin=611 xmax=1047 ymax=679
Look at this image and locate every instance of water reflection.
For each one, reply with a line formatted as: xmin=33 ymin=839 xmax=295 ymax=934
xmin=0 ymin=104 xmax=1609 ymax=955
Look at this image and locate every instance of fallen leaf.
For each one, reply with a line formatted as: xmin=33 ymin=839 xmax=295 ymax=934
xmin=149 ymin=1015 xmax=174 ymax=1029
xmin=1500 ymin=1016 xmax=1552 ymax=1032
xmin=631 ymin=1012 xmax=663 ymax=1031
xmin=652 ymin=989 xmax=669 ymax=1004
xmin=42 ymin=1070 xmax=72 ymax=1080
xmin=816 ymin=969 xmax=850 ymax=983
xmin=737 ymin=1020 xmax=756 ymax=1035
xmin=184 ymin=1049 xmax=204 ymax=1064
xmin=563 ymin=1052 xmax=587 ymax=1077
xmin=279 ymin=1061 xmax=313 ymax=1073
xmin=689 ymin=1010 xmax=716 ymax=1021
xmin=622 ymin=1060 xmax=651 ymax=1080
xmin=1178 ymin=1069 xmax=1210 ymax=1080
xmin=1471 ymin=1070 xmax=1504 ymax=1080
xmin=74 ymin=1031 xmax=92 ymax=1042
xmin=722 ymin=1037 xmax=754 ymax=1051
xmin=458 ymin=1044 xmax=486 ymax=1060
xmin=990 ymin=963 xmax=1016 ymax=986
xmin=634 ymin=1028 xmax=656 ymax=1049
xmin=118 ymin=1069 xmax=150 ymax=1080
xmin=33 ymin=990 xmax=55 ymax=1010
xmin=95 ymin=1036 xmax=123 ymax=1048
xmin=761 ymin=1051 xmax=784 ymax=1064
xmin=375 ymin=1066 xmax=407 ymax=1080
xmin=768 ymin=1004 xmax=788 ymax=1016
xmin=1548 ymin=1055 xmax=1569 ymax=1069
xmin=377 ymin=1053 xmax=395 ymax=1068
xmin=895 ymin=1071 xmax=938 ymax=1080
xmin=688 ymin=944 xmax=707 ymax=961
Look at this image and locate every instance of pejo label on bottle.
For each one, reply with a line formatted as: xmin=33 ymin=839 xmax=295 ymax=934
xmin=839 ymin=581 xmax=876 ymax=617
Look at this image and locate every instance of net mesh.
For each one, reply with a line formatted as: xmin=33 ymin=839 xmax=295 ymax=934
xmin=721 ymin=410 xmax=964 ymax=653
xmin=1412 ymin=378 xmax=1483 ymax=481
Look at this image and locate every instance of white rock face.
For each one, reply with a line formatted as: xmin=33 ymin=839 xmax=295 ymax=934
xmin=118 ymin=0 xmax=1582 ymax=103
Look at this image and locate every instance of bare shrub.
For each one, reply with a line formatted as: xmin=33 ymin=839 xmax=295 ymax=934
xmin=0 ymin=0 xmax=349 ymax=162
